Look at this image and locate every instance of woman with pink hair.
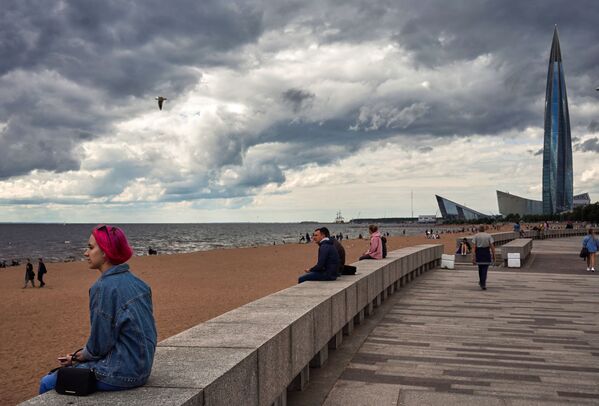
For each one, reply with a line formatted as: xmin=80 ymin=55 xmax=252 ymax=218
xmin=39 ymin=225 xmax=157 ymax=394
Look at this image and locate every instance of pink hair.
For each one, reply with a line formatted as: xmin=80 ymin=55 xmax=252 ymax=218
xmin=92 ymin=225 xmax=133 ymax=265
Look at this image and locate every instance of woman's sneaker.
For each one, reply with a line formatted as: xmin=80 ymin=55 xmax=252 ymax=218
xmin=587 ymin=267 xmax=591 ymax=271
xmin=592 ymin=268 xmax=596 ymax=272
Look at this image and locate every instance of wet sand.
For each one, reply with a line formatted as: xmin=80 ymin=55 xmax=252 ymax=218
xmin=0 ymin=231 xmax=481 ymax=405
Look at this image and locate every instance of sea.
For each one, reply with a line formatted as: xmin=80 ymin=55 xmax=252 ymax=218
xmin=0 ymin=223 xmax=455 ymax=264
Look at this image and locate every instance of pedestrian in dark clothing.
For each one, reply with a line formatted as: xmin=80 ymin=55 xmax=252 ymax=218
xmin=23 ymin=258 xmax=35 ymax=288
xmin=305 ymin=232 xmax=311 ymax=243
xmin=37 ymin=258 xmax=47 ymax=287
xmin=299 ymin=227 xmax=339 ymax=283
xmin=472 ymin=225 xmax=495 ymax=290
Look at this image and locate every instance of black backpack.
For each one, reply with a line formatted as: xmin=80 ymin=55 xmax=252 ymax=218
xmin=381 ymin=236 xmax=387 ymax=258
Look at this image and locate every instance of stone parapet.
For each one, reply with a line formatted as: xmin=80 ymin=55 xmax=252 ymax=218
xmin=20 ymin=244 xmax=443 ymax=406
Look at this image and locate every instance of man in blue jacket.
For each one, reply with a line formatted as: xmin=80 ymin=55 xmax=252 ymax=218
xmin=299 ymin=227 xmax=340 ymax=283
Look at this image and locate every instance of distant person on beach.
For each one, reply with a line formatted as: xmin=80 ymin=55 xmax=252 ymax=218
xmin=39 ymin=225 xmax=157 ymax=395
xmin=23 ymin=259 xmax=35 ymax=288
xmin=37 ymin=258 xmax=47 ymax=288
xmin=305 ymin=232 xmax=311 ymax=243
xmin=582 ymin=228 xmax=598 ymax=272
xmin=472 ymin=225 xmax=496 ymax=290
xmin=298 ymin=227 xmax=339 ymax=283
xmin=359 ymin=224 xmax=383 ymax=260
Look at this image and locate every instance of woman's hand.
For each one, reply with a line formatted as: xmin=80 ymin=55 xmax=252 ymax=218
xmin=57 ymin=354 xmax=74 ymax=367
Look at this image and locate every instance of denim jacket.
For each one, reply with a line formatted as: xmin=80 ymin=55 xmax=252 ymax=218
xmin=583 ymin=235 xmax=599 ymax=252
xmin=80 ymin=264 xmax=157 ymax=388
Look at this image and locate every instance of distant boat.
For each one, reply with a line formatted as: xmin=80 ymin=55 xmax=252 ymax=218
xmin=334 ymin=211 xmax=345 ymax=224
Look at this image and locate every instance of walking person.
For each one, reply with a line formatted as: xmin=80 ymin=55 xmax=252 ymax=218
xmin=472 ymin=225 xmax=495 ymax=290
xmin=23 ymin=258 xmax=35 ymax=288
xmin=37 ymin=258 xmax=47 ymax=288
xmin=38 ymin=225 xmax=157 ymax=394
xmin=582 ymin=228 xmax=598 ymax=272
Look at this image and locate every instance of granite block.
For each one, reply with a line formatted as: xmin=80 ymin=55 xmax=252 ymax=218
xmin=382 ymin=263 xmax=391 ymax=289
xmin=313 ymin=299 xmax=332 ymax=350
xmin=258 ymin=327 xmax=291 ymax=406
xmin=366 ymin=272 xmax=377 ymax=302
xmin=310 ymin=345 xmax=328 ymax=368
xmin=328 ymin=331 xmax=343 ymax=350
xmin=356 ymin=277 xmax=368 ymax=309
xmin=290 ymin=311 xmax=314 ymax=377
xmin=210 ymin=305 xmax=306 ymax=326
xmin=345 ymin=284 xmax=358 ymax=322
xmin=20 ymin=387 xmax=203 ymax=406
xmin=343 ymin=319 xmax=354 ymax=336
xmin=160 ymin=321 xmax=287 ymax=348
xmin=288 ymin=365 xmax=309 ymax=392
xmin=331 ymin=291 xmax=346 ymax=333
xmin=148 ymin=346 xmax=258 ymax=406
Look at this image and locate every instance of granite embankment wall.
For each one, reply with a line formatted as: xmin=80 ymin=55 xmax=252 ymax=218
xmin=22 ymin=229 xmax=589 ymax=406
xmin=22 ymin=244 xmax=443 ymax=406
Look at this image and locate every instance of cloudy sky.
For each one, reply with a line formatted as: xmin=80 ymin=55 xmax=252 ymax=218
xmin=1 ymin=0 xmax=599 ymax=223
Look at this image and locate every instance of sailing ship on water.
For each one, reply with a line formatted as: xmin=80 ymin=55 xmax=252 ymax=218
xmin=334 ymin=211 xmax=345 ymax=224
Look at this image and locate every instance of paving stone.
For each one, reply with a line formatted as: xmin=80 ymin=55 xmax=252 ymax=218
xmin=322 ymin=237 xmax=599 ymax=406
xmin=398 ymin=390 xmax=505 ymax=406
xmin=323 ymin=380 xmax=400 ymax=406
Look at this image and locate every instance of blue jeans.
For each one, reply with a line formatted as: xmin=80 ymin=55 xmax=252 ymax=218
xmin=298 ymin=272 xmax=335 ymax=284
xmin=478 ymin=265 xmax=489 ymax=287
xmin=39 ymin=370 xmax=125 ymax=394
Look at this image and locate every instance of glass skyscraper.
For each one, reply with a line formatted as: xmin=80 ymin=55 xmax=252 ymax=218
xmin=542 ymin=26 xmax=573 ymax=214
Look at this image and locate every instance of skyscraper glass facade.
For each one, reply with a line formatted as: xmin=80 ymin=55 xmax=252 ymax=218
xmin=542 ymin=26 xmax=573 ymax=214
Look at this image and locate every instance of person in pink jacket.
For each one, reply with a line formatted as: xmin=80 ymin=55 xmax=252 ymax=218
xmin=359 ymin=224 xmax=383 ymax=260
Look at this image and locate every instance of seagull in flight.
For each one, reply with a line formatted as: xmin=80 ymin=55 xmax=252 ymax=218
xmin=155 ymin=96 xmax=167 ymax=110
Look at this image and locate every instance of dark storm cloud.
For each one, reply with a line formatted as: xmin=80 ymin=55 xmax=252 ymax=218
xmin=282 ymin=88 xmax=315 ymax=113
xmin=2 ymin=0 xmax=599 ymax=202
xmin=575 ymin=137 xmax=599 ymax=153
xmin=0 ymin=0 xmax=263 ymax=179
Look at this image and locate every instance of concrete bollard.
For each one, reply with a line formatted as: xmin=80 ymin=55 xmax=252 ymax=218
xmin=328 ymin=331 xmax=343 ymax=350
xmin=288 ymin=365 xmax=310 ymax=392
xmin=310 ymin=345 xmax=328 ymax=368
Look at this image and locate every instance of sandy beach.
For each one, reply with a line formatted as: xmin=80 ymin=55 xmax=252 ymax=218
xmin=0 ymin=230 xmax=488 ymax=405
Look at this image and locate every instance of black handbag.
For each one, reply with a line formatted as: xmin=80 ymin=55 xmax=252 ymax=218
xmin=52 ymin=349 xmax=97 ymax=396
xmin=580 ymin=247 xmax=589 ymax=259
xmin=342 ymin=265 xmax=357 ymax=275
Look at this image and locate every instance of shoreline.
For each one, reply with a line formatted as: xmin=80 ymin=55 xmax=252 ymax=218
xmin=0 ymin=224 xmax=475 ymax=266
xmin=0 ymin=229 xmax=503 ymax=405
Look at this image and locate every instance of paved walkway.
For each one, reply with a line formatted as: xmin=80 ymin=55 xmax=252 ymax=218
xmin=322 ymin=237 xmax=599 ymax=405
